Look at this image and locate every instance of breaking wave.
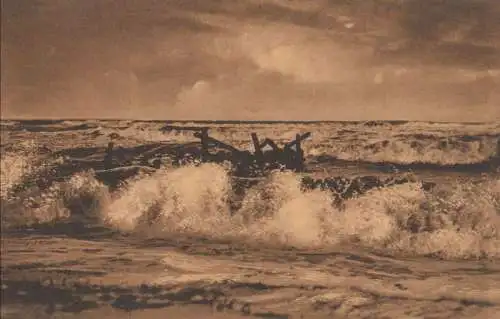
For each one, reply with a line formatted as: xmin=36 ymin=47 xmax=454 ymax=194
xmin=2 ymin=153 xmax=499 ymax=260
xmin=0 ymin=140 xmax=53 ymax=199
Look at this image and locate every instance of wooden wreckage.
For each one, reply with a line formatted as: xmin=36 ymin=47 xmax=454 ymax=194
xmin=94 ymin=125 xmax=436 ymax=208
xmin=155 ymin=125 xmax=311 ymax=175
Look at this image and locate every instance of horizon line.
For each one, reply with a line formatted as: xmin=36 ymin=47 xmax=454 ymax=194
xmin=0 ymin=118 xmax=495 ymax=125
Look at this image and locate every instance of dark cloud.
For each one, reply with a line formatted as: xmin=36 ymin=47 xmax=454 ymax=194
xmin=1 ymin=0 xmax=499 ymax=121
xmin=372 ymin=0 xmax=500 ymax=68
xmin=398 ymin=0 xmax=500 ymax=43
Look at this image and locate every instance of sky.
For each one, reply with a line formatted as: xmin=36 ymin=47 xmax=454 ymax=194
xmin=1 ymin=0 xmax=500 ymax=121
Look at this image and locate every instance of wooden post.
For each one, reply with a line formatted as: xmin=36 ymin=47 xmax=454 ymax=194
xmin=497 ymin=138 xmax=500 ymax=158
xmin=494 ymin=138 xmax=500 ymax=171
xmin=295 ymin=133 xmax=305 ymax=171
xmin=251 ymin=133 xmax=264 ymax=164
xmin=200 ymin=128 xmax=209 ymax=162
xmin=104 ymin=141 xmax=114 ymax=170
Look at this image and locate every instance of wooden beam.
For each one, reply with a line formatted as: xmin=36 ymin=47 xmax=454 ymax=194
xmin=285 ymin=132 xmax=311 ymax=149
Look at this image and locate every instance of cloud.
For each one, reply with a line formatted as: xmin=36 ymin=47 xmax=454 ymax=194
xmin=2 ymin=0 xmax=499 ymax=121
xmin=236 ymin=24 xmax=371 ymax=84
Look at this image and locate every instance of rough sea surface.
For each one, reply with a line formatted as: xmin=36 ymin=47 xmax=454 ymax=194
xmin=1 ymin=120 xmax=499 ymax=318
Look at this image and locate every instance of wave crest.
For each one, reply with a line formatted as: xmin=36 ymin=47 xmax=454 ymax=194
xmin=2 ymin=162 xmax=498 ymax=260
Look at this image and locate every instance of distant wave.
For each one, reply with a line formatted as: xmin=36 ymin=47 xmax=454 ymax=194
xmin=309 ymin=134 xmax=499 ymax=167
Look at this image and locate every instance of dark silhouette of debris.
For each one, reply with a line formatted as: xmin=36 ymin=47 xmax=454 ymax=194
xmin=111 ymin=294 xmax=142 ymax=318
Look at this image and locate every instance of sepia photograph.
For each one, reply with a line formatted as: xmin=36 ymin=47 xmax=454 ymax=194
xmin=1 ymin=1 xmax=500 ymax=318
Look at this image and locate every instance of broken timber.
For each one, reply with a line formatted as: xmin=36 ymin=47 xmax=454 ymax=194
xmin=159 ymin=125 xmax=312 ymax=176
